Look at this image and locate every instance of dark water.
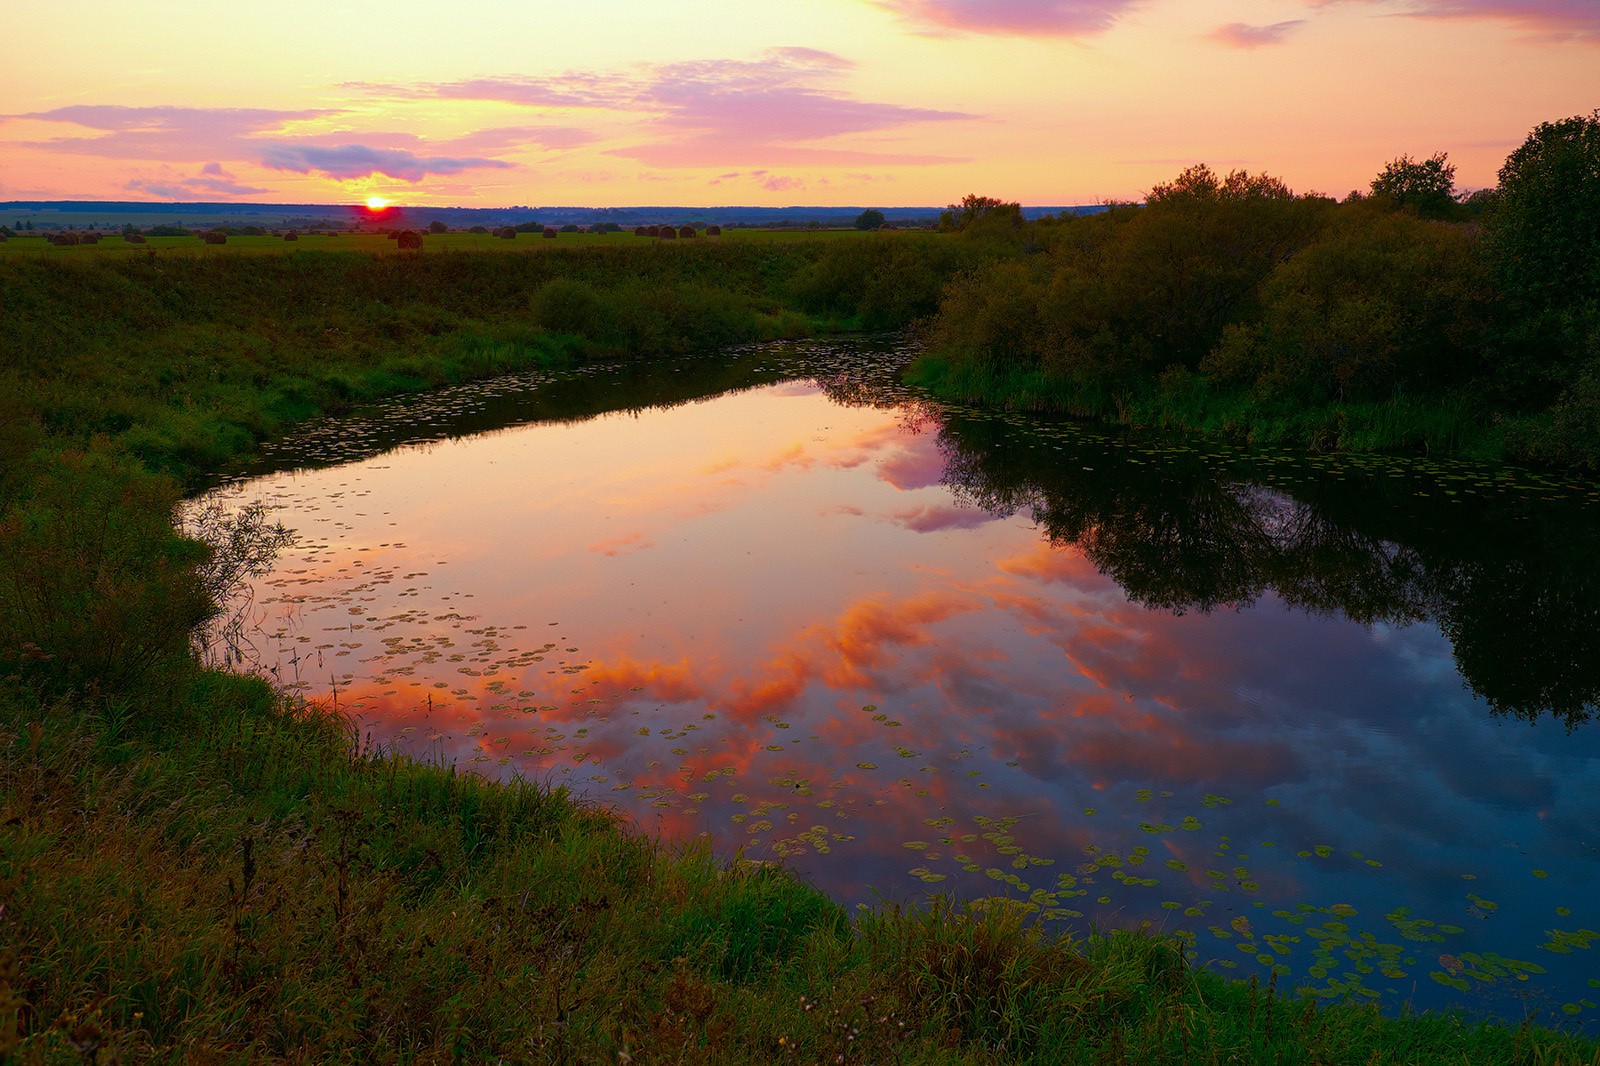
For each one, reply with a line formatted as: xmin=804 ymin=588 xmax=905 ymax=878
xmin=199 ymin=338 xmax=1600 ymax=1030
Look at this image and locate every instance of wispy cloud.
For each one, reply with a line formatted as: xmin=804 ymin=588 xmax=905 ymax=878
xmin=259 ymin=143 xmax=512 ymax=182
xmin=1210 ymin=20 xmax=1307 ymax=47
xmin=355 ymin=48 xmax=974 ymax=168
xmin=1313 ymin=0 xmax=1600 ymax=39
xmin=125 ymin=162 xmax=269 ymax=198
xmin=872 ymin=0 xmax=1143 ymax=36
xmin=3 ymin=105 xmax=334 ymax=160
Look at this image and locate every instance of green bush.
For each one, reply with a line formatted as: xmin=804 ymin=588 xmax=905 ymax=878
xmin=0 ymin=444 xmax=212 ymax=698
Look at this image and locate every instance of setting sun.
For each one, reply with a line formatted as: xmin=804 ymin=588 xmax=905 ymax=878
xmin=365 ymin=195 xmax=390 ymax=211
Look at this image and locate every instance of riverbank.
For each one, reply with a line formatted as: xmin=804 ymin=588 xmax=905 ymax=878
xmin=3 ymin=247 xmax=1598 ymax=1061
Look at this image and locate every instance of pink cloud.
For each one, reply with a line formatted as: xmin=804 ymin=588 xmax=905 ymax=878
xmin=874 ymin=0 xmax=1143 ymax=36
xmin=342 ymin=75 xmax=619 ymax=109
xmin=1210 ymin=20 xmax=1307 ymax=47
xmin=616 ymin=50 xmax=971 ymax=167
xmin=889 ymin=504 xmax=995 ymax=533
xmin=354 ymin=49 xmax=974 ymax=169
xmin=125 ymin=163 xmax=268 ymax=198
xmin=1314 ymin=0 xmax=1600 ymax=38
xmin=762 ymin=175 xmax=805 ymax=191
xmin=259 ymin=143 xmax=511 ymax=182
xmin=4 ymin=105 xmax=334 ymax=161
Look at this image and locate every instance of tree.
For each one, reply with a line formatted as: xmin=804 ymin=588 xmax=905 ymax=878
xmin=854 ymin=208 xmax=886 ymax=231
xmin=939 ymin=194 xmax=1023 ymax=233
xmin=1484 ymin=110 xmax=1600 ymax=315
xmin=428 ymin=220 xmax=448 ymax=234
xmin=1147 ymin=164 xmax=1293 ymax=206
xmin=1369 ymin=152 xmax=1456 ymax=218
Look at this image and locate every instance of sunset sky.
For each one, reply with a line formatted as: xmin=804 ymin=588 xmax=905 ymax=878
xmin=2 ymin=0 xmax=1594 ymax=208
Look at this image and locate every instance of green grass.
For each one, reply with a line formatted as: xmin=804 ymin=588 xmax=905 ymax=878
xmin=5 ymin=692 xmax=1596 ymax=1063
xmin=906 ymin=354 xmax=1528 ymax=463
xmin=0 ymin=227 xmax=894 ymax=259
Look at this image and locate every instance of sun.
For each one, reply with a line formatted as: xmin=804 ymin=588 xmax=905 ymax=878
xmin=365 ymin=195 xmax=390 ymax=211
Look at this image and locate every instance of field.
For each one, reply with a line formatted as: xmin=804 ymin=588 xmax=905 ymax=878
xmin=0 ymin=227 xmax=893 ymax=258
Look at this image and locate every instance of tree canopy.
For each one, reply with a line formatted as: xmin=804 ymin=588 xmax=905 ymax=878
xmin=1369 ymin=152 xmax=1457 ymax=219
xmin=853 ymin=208 xmax=886 ymax=231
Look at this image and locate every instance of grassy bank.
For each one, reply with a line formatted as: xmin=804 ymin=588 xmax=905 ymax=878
xmin=3 ymin=245 xmax=1598 ymax=1061
xmin=906 ymin=355 xmax=1508 ymax=461
xmin=8 ymin=694 xmax=1599 ymax=1062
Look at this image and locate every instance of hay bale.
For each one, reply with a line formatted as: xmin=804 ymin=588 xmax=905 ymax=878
xmin=634 ymin=225 xmax=649 ymax=236
xmin=203 ymin=230 xmax=227 ymax=244
xmin=397 ymin=229 xmax=423 ymax=250
xmin=706 ymin=224 xmax=721 ymax=236
xmin=678 ymin=225 xmax=695 ymax=238
xmin=386 ymin=230 xmax=400 ymax=239
xmin=124 ymin=233 xmax=146 ymax=243
xmin=0 ymin=232 xmax=7 ymax=242
xmin=283 ymin=231 xmax=299 ymax=241
xmin=646 ymin=225 xmax=661 ymax=237
xmin=51 ymin=233 xmax=80 ymax=245
xmin=542 ymin=227 xmax=558 ymax=239
xmin=497 ymin=227 xmax=517 ymax=239
xmin=659 ymin=226 xmax=677 ymax=240
xmin=80 ymin=233 xmax=100 ymax=244
xmin=878 ymin=222 xmax=898 ymax=231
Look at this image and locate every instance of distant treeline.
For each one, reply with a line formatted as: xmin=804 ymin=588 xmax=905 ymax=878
xmin=913 ymin=112 xmax=1600 ymax=470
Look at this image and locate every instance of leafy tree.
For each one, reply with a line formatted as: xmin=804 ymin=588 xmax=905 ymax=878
xmin=853 ymin=208 xmax=886 ymax=231
xmin=427 ymin=220 xmax=448 ymax=234
xmin=1484 ymin=111 xmax=1600 ymax=315
xmin=1147 ymin=164 xmax=1294 ymax=205
xmin=1369 ymin=152 xmax=1456 ymax=218
xmin=939 ymin=194 xmax=1023 ymax=233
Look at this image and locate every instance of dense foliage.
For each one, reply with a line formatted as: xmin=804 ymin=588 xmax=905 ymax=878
xmin=916 ymin=114 xmax=1600 ymax=470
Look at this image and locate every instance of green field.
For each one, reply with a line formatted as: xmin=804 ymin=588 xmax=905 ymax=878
xmin=0 ymin=227 xmax=894 ymax=258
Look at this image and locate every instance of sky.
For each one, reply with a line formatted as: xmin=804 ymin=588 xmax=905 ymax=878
xmin=1 ymin=0 xmax=1595 ymax=208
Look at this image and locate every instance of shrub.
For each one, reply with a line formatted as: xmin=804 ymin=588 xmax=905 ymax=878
xmin=1202 ymin=212 xmax=1491 ymax=402
xmin=0 ymin=445 xmax=213 ymax=698
xmin=529 ymin=278 xmax=605 ymax=337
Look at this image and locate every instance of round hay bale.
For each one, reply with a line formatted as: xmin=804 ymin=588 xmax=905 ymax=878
xmin=52 ymin=233 xmax=80 ymax=246
xmin=203 ymin=230 xmax=227 ymax=244
xmin=497 ymin=227 xmax=517 ymax=239
xmin=0 ymin=232 xmax=7 ymax=242
xmin=80 ymin=233 xmax=100 ymax=244
xmin=283 ymin=231 xmax=299 ymax=241
xmin=678 ymin=225 xmax=695 ymax=238
xmin=124 ymin=233 xmax=146 ymax=244
xmin=396 ymin=229 xmax=423 ymax=250
xmin=634 ymin=225 xmax=649 ymax=236
xmin=705 ymin=224 xmax=721 ymax=236
xmin=659 ymin=227 xmax=677 ymax=240
xmin=646 ymin=225 xmax=661 ymax=237
xmin=877 ymin=222 xmax=898 ymax=231
xmin=542 ymin=227 xmax=558 ymax=239
xmin=386 ymin=230 xmax=400 ymax=239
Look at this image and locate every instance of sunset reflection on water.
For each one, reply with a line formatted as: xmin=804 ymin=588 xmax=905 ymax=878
xmin=205 ymin=353 xmax=1600 ymax=1026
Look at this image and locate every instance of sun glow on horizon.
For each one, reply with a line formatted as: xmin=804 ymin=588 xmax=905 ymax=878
xmin=365 ymin=195 xmax=390 ymax=211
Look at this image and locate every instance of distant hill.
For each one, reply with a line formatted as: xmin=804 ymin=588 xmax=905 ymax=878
xmin=2 ymin=200 xmax=1104 ymax=231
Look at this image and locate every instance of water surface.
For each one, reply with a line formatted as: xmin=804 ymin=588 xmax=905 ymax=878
xmin=202 ymin=339 xmax=1600 ymax=1029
